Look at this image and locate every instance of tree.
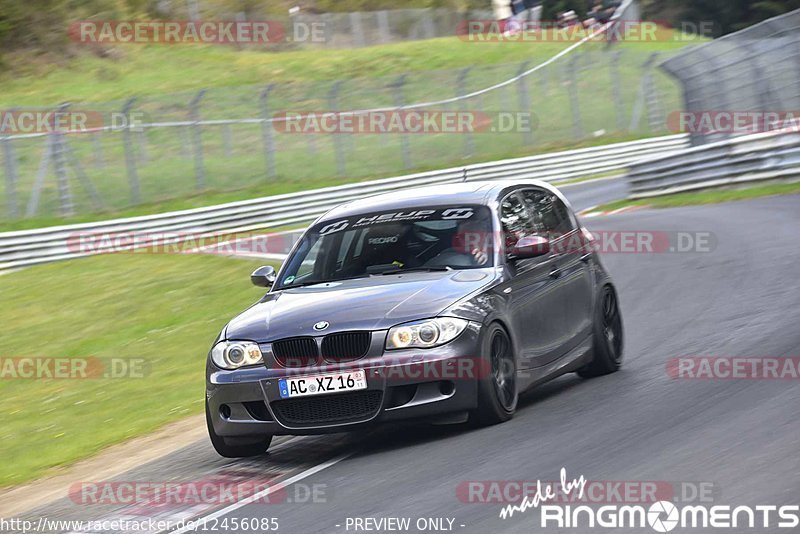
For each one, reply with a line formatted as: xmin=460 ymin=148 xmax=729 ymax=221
xmin=642 ymin=0 xmax=800 ymax=37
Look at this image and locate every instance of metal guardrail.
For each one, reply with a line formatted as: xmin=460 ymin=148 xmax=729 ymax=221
xmin=628 ymin=130 xmax=800 ymax=198
xmin=0 ymin=134 xmax=688 ymax=272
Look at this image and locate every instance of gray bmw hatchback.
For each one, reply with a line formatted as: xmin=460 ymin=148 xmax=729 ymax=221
xmin=206 ymin=180 xmax=623 ymax=457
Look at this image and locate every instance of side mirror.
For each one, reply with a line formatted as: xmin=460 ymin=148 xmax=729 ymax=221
xmin=250 ymin=265 xmax=276 ymax=287
xmin=509 ymin=235 xmax=550 ymax=260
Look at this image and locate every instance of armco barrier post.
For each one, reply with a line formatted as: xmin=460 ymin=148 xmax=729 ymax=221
xmin=189 ymin=89 xmax=207 ymax=190
xmin=122 ymin=98 xmax=141 ymax=205
xmin=259 ymin=84 xmax=277 ymax=179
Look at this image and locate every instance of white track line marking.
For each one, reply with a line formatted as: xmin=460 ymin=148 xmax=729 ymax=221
xmin=166 ymin=452 xmax=353 ymax=534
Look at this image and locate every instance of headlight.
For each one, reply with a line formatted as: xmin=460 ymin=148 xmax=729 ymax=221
xmin=211 ymin=341 xmax=263 ymax=369
xmin=386 ymin=318 xmax=468 ymax=350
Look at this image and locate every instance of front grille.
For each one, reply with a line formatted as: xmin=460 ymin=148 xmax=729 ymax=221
xmin=272 ymin=337 xmax=318 ymax=367
xmin=321 ymin=331 xmax=371 ymax=362
xmin=271 ymin=390 xmax=383 ymax=425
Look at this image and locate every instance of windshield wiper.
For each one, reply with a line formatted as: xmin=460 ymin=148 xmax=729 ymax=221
xmin=279 ymin=274 xmax=371 ymax=290
xmin=379 ymin=266 xmax=453 ymax=275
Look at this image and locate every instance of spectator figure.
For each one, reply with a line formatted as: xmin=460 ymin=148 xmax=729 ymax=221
xmin=492 ymin=0 xmax=513 ymax=33
xmin=524 ymin=0 xmax=543 ymax=26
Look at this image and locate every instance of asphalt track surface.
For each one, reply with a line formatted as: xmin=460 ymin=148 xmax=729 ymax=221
xmin=16 ymin=179 xmax=800 ymax=534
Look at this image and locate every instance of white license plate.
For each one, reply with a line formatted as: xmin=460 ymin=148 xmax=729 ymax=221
xmin=278 ymin=370 xmax=367 ymax=399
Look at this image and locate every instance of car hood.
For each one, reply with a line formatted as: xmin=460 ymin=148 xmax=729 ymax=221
xmin=224 ymin=269 xmax=496 ymax=342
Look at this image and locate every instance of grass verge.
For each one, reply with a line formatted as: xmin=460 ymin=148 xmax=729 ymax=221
xmin=0 ymin=253 xmax=277 ymax=487
xmin=0 ymin=34 xmax=698 ymax=106
xmin=592 ymin=181 xmax=800 ymax=213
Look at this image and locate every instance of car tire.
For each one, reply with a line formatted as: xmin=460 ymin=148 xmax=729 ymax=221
xmin=471 ymin=323 xmax=518 ymax=425
xmin=206 ymin=401 xmax=272 ymax=458
xmin=578 ymin=284 xmax=624 ymax=378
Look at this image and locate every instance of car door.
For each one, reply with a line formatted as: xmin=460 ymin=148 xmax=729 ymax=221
xmin=498 ymin=190 xmax=565 ymax=370
xmin=520 ymin=189 xmax=594 ymax=357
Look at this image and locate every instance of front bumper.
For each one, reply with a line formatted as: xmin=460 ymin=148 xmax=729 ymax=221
xmin=206 ymin=323 xmax=483 ymax=436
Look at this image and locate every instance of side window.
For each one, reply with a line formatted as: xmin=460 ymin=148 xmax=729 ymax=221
xmin=500 ymin=193 xmax=533 ymax=249
xmin=520 ymin=190 xmax=574 ymax=239
xmin=519 ymin=190 xmax=549 ymax=235
xmin=550 ymin=195 xmax=576 ymax=236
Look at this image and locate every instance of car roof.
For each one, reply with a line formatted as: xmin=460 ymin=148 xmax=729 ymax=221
xmin=319 ymin=179 xmax=560 ymax=221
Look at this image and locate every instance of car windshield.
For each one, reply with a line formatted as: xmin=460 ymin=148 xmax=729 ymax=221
xmin=276 ymin=205 xmax=494 ymax=289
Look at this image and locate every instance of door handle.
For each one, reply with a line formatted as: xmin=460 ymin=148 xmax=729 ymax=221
xmin=549 ymin=268 xmax=561 ymax=279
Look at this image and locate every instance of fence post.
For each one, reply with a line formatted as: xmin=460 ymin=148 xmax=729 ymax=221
xmin=137 ymin=129 xmax=148 ymax=165
xmin=189 ymin=89 xmax=207 ymax=189
xmin=538 ymin=64 xmax=549 ymax=96
xmin=328 ymin=81 xmax=346 ymax=177
xmin=456 ymin=68 xmax=475 ymax=158
xmin=259 ymin=84 xmax=277 ymax=179
xmin=390 ymin=74 xmax=412 ymax=170
xmin=350 ymin=12 xmax=365 ymax=47
xmin=26 ymin=136 xmax=52 ymax=217
xmin=566 ymin=55 xmax=584 ymax=140
xmin=53 ymin=104 xmax=74 ymax=217
xmin=121 ymin=98 xmax=141 ymax=205
xmin=222 ymin=123 xmax=233 ymax=157
xmin=516 ymin=61 xmax=534 ymax=146
xmin=179 ymin=127 xmax=191 ymax=159
xmin=377 ymin=11 xmax=391 ymax=44
xmin=2 ymin=136 xmax=19 ymax=219
xmin=642 ymin=53 xmax=663 ymax=132
xmin=186 ymin=0 xmax=200 ymax=20
xmin=91 ymin=132 xmax=105 ymax=168
xmin=422 ymin=9 xmax=436 ymax=39
xmin=610 ymin=49 xmax=626 ymax=132
xmin=62 ymin=135 xmax=103 ymax=211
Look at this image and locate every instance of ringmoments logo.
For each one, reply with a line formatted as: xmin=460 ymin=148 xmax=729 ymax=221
xmin=499 ymin=468 xmax=800 ymax=531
